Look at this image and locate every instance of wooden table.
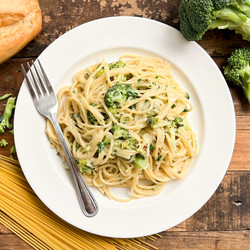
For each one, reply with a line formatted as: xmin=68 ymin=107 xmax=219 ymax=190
xmin=0 ymin=0 xmax=249 ymax=249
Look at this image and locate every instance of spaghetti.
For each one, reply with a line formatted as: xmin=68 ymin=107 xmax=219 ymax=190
xmin=46 ymin=54 xmax=198 ymax=201
xmin=0 ymin=155 xmax=161 ymax=249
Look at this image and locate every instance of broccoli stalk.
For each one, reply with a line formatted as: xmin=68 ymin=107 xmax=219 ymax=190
xmin=179 ymin=0 xmax=250 ymax=41
xmin=133 ymin=134 xmax=152 ymax=169
xmin=0 ymin=93 xmax=11 ymax=101
xmin=134 ymin=154 xmax=149 ymax=169
xmin=0 ymin=97 xmax=16 ymax=134
xmin=224 ymin=47 xmax=250 ymax=102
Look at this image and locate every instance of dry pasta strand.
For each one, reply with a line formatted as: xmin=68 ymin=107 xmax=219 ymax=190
xmin=0 ymin=156 xmax=160 ymax=249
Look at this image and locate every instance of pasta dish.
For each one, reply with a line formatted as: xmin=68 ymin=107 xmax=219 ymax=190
xmin=46 ymin=54 xmax=198 ymax=202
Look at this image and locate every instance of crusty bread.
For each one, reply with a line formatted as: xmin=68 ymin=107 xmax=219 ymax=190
xmin=0 ymin=0 xmax=42 ymax=64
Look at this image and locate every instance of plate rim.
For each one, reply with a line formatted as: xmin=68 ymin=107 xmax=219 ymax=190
xmin=14 ymin=16 xmax=236 ymax=238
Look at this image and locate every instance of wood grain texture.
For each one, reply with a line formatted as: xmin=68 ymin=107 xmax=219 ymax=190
xmin=0 ymin=235 xmax=32 ymax=250
xmin=0 ymin=0 xmax=249 ymax=249
xmin=153 ymin=231 xmax=250 ymax=250
xmin=0 ymin=231 xmax=249 ymax=250
xmin=170 ymin=171 xmax=250 ymax=232
xmin=9 ymin=0 xmax=250 ymax=59
xmin=0 ymin=171 xmax=249 ymax=234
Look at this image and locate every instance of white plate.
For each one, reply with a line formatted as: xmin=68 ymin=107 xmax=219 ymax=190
xmin=14 ymin=16 xmax=235 ymax=238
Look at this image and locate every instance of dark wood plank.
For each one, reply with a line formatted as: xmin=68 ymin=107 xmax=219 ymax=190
xmin=172 ymin=171 xmax=250 ymax=232
xmin=0 ymin=0 xmax=249 ymax=247
xmin=229 ymin=116 xmax=250 ymax=171
xmin=1 ymin=231 xmax=249 ymax=250
xmin=153 ymin=231 xmax=250 ymax=250
xmin=231 ymin=131 xmax=250 ymax=170
xmin=0 ymin=172 xmax=249 ymax=235
xmin=0 ymin=235 xmax=32 ymax=250
xmin=0 ymin=224 xmax=11 ymax=234
xmin=8 ymin=0 xmax=249 ymax=59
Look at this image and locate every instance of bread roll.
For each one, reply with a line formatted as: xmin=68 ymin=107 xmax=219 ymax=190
xmin=0 ymin=0 xmax=42 ymax=64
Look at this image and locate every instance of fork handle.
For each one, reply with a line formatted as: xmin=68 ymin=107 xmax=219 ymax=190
xmin=48 ymin=113 xmax=98 ymax=217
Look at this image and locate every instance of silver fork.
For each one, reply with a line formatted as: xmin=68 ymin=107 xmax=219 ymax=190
xmin=21 ymin=60 xmax=98 ymax=217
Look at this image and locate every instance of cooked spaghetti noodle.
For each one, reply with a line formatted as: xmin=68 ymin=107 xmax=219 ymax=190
xmin=46 ymin=54 xmax=198 ymax=201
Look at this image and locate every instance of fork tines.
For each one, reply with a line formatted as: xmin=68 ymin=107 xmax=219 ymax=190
xmin=21 ymin=60 xmax=53 ymax=99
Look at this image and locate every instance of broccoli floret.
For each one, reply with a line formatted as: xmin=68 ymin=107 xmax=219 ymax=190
xmin=171 ymin=117 xmax=184 ymax=128
xmin=0 ymin=139 xmax=8 ymax=147
xmin=87 ymin=110 xmax=98 ymax=125
xmin=179 ymin=0 xmax=250 ymax=41
xmin=224 ymin=47 xmax=250 ymax=102
xmin=147 ymin=106 xmax=158 ymax=118
xmin=115 ymin=137 xmax=137 ymax=150
xmin=0 ymin=97 xmax=16 ymax=134
xmin=104 ymin=83 xmax=138 ymax=110
xmin=110 ymin=124 xmax=131 ymax=140
xmin=109 ymin=60 xmax=126 ymax=69
xmin=134 ymin=153 xmax=149 ymax=169
xmin=147 ymin=117 xmax=170 ymax=129
xmin=77 ymin=159 xmax=94 ymax=175
xmin=96 ymin=61 xmax=126 ymax=77
xmin=147 ymin=117 xmax=184 ymax=129
xmin=110 ymin=125 xmax=137 ymax=152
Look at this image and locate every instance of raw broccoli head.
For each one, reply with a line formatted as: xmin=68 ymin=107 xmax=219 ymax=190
xmin=224 ymin=47 xmax=250 ymax=102
xmin=104 ymin=83 xmax=138 ymax=109
xmin=179 ymin=0 xmax=250 ymax=41
xmin=179 ymin=0 xmax=205 ymax=40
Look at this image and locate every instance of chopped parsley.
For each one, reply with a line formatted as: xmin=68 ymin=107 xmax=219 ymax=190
xmin=150 ymin=143 xmax=155 ymax=151
xmin=156 ymin=155 xmax=162 ymax=161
